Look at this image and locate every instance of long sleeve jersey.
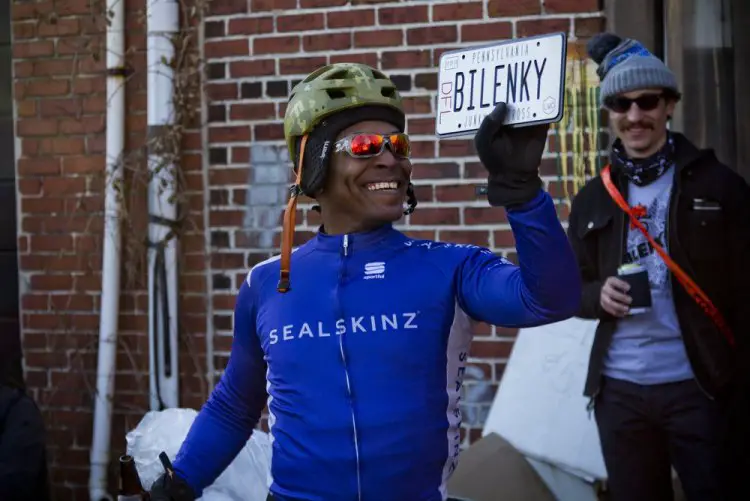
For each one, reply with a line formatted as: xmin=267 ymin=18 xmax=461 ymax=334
xmin=171 ymin=190 xmax=582 ymax=501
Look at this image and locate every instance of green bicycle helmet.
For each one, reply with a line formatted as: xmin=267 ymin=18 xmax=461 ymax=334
xmin=283 ymin=62 xmax=406 ymax=195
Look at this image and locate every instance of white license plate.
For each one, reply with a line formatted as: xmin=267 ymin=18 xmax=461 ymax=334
xmin=435 ymin=32 xmax=568 ymax=138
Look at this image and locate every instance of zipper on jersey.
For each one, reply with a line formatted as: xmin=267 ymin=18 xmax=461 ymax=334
xmin=336 ymin=233 xmax=363 ymax=501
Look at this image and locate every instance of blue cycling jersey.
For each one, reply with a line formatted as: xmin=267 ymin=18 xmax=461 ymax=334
xmin=171 ymin=190 xmax=581 ymax=501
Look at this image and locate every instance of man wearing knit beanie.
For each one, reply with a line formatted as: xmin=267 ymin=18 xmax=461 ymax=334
xmin=567 ymin=33 xmax=750 ymax=501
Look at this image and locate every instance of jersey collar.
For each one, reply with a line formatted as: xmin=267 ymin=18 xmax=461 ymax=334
xmin=313 ymin=223 xmax=406 ymax=253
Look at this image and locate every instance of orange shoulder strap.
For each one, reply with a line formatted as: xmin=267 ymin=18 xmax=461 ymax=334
xmin=600 ymin=165 xmax=735 ymax=347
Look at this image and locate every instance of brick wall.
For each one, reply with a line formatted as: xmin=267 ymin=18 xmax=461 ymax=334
xmin=12 ymin=0 xmax=604 ymax=499
xmin=204 ymin=0 xmax=604 ymax=443
xmin=12 ymin=0 xmax=207 ymax=499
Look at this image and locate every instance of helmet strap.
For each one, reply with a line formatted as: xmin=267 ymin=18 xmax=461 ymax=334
xmin=278 ymin=134 xmax=308 ymax=293
xmin=403 ymin=182 xmax=417 ymax=215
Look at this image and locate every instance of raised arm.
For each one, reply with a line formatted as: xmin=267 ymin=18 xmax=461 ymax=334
xmin=151 ymin=271 xmax=269 ymax=500
xmin=457 ymin=189 xmax=581 ymax=327
xmin=457 ymin=102 xmax=581 ymax=327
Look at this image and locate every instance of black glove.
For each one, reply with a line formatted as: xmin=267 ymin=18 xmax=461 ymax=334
xmin=149 ymin=452 xmax=196 ymax=501
xmin=474 ymin=102 xmax=550 ymax=208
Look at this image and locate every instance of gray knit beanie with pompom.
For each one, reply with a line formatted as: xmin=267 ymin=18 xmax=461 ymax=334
xmin=586 ymin=32 xmax=680 ymax=105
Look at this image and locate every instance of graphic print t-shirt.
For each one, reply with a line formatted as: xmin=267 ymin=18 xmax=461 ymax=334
xmin=603 ymin=166 xmax=695 ymax=385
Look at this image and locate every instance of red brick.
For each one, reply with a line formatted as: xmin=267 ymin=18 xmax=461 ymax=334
xmin=407 ymin=118 xmax=436 ymax=135
xmin=327 ymin=9 xmax=375 ymax=28
xmin=13 ymin=22 xmax=36 ymax=39
xmin=38 ymin=17 xmax=80 ymax=36
xmin=411 ymin=162 xmax=459 ymax=179
xmin=517 ymin=18 xmax=570 ymax=37
xmin=407 ymin=26 xmax=458 ymax=46
xmin=303 ymin=32 xmax=351 ymax=52
xmin=18 ymin=178 xmax=42 ymax=195
xmin=71 ymin=76 xmax=105 ymax=95
xmin=230 ymin=103 xmax=276 ymax=121
xmin=279 ymin=56 xmax=327 ymax=75
xmin=227 ymin=16 xmax=273 ymax=35
xmin=208 ymin=0 xmax=248 ymax=15
xmin=251 ymin=0 xmax=296 ymax=10
xmin=379 ymin=5 xmax=428 ymax=24
xmin=439 ymin=139 xmax=475 ymax=158
xmin=354 ymin=29 xmax=403 ymax=48
xmin=436 ymin=184 xmax=476 ymax=202
xmin=381 ymin=50 xmax=431 ymax=70
xmin=545 ymin=0 xmax=600 ymax=13
xmin=205 ymin=39 xmax=249 ymax=58
xmin=433 ymin=2 xmax=483 ymax=21
xmin=13 ymin=41 xmax=55 ymax=58
xmin=465 ymin=207 xmax=508 ymax=225
xmin=17 ymin=118 xmax=58 ymax=137
xmin=21 ymin=79 xmax=69 ymax=97
xmin=414 ymin=73 xmax=437 ymax=90
xmin=61 ymin=155 xmax=102 ymax=174
xmin=209 ymin=125 xmax=252 ymax=143
xmin=278 ymin=13 xmax=325 ymax=32
xmin=254 ymin=35 xmax=300 ymax=55
xmin=254 ymin=123 xmax=284 ymax=140
xmin=410 ymin=140 xmax=436 ymax=159
xmin=488 ymin=0 xmax=541 ymax=17
xmin=39 ymin=98 xmax=80 ymax=117
xmin=409 ymin=208 xmax=460 ymax=225
xmin=493 ymin=230 xmax=516 ymax=247
xmin=209 ymin=168 xmax=251 ymax=185
xmin=461 ymin=21 xmax=513 ymax=43
xmin=229 ymin=59 xmax=276 ymax=78
xmin=402 ymin=96 xmax=431 ymax=115
xmin=300 ymin=0 xmax=347 ymax=6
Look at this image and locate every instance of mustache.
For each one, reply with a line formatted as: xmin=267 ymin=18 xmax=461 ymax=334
xmin=623 ymin=120 xmax=655 ymax=130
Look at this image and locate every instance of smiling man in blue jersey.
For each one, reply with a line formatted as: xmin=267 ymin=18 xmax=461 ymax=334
xmin=149 ymin=63 xmax=582 ymax=501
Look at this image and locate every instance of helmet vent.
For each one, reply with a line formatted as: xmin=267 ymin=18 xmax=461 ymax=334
xmin=327 ymin=70 xmax=350 ymax=80
xmin=372 ymin=70 xmax=388 ymax=80
xmin=381 ymin=86 xmax=396 ymax=98
xmin=326 ymin=89 xmax=346 ymax=100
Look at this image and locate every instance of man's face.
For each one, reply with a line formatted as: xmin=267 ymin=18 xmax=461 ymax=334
xmin=606 ymin=88 xmax=676 ymax=158
xmin=316 ymin=120 xmax=412 ymax=232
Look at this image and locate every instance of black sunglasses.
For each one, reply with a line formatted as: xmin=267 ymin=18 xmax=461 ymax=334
xmin=604 ymin=93 xmax=665 ymax=113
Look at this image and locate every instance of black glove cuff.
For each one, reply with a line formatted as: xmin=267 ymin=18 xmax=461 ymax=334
xmin=487 ymin=173 xmax=542 ymax=208
xmin=149 ymin=471 xmax=196 ymax=501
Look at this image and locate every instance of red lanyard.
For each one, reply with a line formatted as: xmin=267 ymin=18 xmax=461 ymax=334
xmin=601 ymin=165 xmax=735 ymax=347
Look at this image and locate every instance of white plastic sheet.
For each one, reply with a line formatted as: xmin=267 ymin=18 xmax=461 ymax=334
xmin=125 ymin=408 xmax=272 ymax=501
xmin=482 ymin=317 xmax=607 ymax=482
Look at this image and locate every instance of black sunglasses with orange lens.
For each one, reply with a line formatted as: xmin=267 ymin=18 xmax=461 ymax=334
xmin=335 ymin=132 xmax=411 ymax=159
xmin=604 ymin=93 xmax=665 ymax=113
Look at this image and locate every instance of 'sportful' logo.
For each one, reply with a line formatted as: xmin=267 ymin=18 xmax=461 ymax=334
xmin=320 ymin=140 xmax=330 ymax=159
xmin=364 ymin=261 xmax=385 ymax=280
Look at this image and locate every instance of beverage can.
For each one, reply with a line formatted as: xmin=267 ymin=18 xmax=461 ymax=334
xmin=617 ymin=263 xmax=651 ymax=314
